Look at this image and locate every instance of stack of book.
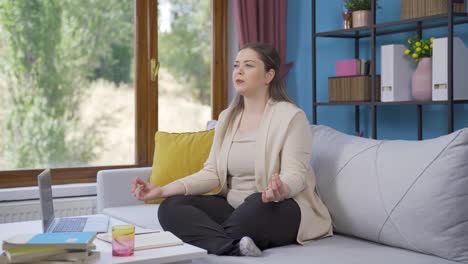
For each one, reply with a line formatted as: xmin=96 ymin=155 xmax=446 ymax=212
xmin=0 ymin=232 xmax=99 ymax=264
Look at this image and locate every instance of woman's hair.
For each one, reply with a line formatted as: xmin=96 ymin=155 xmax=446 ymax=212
xmin=229 ymin=42 xmax=295 ymax=118
xmin=214 ymin=43 xmax=296 ymax=142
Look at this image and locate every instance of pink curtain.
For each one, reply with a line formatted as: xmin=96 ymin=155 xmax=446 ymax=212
xmin=234 ymin=0 xmax=293 ymax=84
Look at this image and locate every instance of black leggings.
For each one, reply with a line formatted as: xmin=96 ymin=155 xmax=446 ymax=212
xmin=158 ymin=192 xmax=301 ymax=256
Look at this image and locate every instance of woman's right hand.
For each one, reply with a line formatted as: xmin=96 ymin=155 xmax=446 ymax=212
xmin=131 ymin=177 xmax=164 ymax=201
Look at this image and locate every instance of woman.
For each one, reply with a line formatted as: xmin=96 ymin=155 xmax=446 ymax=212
xmin=131 ymin=42 xmax=333 ymax=257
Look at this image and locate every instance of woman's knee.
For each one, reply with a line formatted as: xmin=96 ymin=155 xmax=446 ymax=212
xmin=158 ymin=195 xmax=188 ymax=224
xmin=244 ymin=192 xmax=262 ymax=203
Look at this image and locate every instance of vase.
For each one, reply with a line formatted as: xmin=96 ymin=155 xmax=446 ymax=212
xmin=411 ymin=57 xmax=432 ymax=101
xmin=352 ymin=10 xmax=371 ymax=28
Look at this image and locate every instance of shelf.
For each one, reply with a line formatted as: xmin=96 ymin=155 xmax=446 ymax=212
xmin=315 ymin=27 xmax=371 ymax=38
xmin=315 ymin=101 xmax=373 ymax=106
xmin=315 ymin=13 xmax=468 ymax=39
xmin=315 ymin=100 xmax=468 ymax=106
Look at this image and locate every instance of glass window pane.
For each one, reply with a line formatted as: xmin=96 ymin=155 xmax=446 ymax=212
xmin=0 ymin=0 xmax=135 ymax=170
xmin=158 ymin=0 xmax=212 ymax=133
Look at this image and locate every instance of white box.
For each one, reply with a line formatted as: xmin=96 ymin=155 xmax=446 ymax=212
xmin=381 ymin=44 xmax=415 ymax=102
xmin=432 ymin=37 xmax=468 ymax=101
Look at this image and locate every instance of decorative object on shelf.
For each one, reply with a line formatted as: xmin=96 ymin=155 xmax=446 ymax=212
xmin=405 ymin=36 xmax=434 ymax=101
xmin=432 ymin=37 xmax=468 ymax=101
xmin=342 ymin=5 xmax=352 ymax=29
xmin=411 ymin=57 xmax=433 ymax=101
xmin=335 ymin=59 xmax=371 ymax=76
xmin=336 ymin=59 xmax=360 ymax=76
xmin=401 ymin=0 xmax=466 ymax=20
xmin=328 ymin=75 xmax=381 ymax=102
xmin=343 ymin=0 xmax=376 ymax=28
xmin=381 ymin=44 xmax=415 ymax=102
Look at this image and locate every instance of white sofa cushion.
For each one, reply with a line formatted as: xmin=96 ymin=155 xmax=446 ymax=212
xmin=311 ymin=125 xmax=468 ymax=263
xmin=102 ymin=205 xmax=455 ymax=264
xmin=193 ymin=234 xmax=458 ymax=264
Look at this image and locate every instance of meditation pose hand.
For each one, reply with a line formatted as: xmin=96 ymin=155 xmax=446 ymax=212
xmin=261 ymin=173 xmax=290 ymax=203
xmin=131 ymin=177 xmax=163 ymax=201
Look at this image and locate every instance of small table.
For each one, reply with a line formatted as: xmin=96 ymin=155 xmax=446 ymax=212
xmin=0 ymin=217 xmax=207 ymax=264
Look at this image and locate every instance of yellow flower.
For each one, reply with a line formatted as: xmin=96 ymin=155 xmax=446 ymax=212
xmin=405 ymin=49 xmax=411 ymax=54
xmin=430 ymin=44 xmax=433 ymax=48
xmin=416 ymin=42 xmax=422 ymax=47
xmin=408 ymin=39 xmax=412 ymax=44
xmin=424 ymin=45 xmax=429 ymax=50
xmin=430 ymin=37 xmax=435 ymax=43
xmin=412 ymin=53 xmax=419 ymax=59
xmin=416 ymin=47 xmax=422 ymax=52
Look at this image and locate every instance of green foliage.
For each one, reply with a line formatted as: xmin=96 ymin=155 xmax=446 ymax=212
xmin=94 ymin=44 xmax=133 ymax=84
xmin=60 ymin=0 xmax=134 ymax=85
xmin=344 ymin=0 xmax=378 ymax=11
xmin=404 ymin=36 xmax=434 ymax=64
xmin=158 ymin=0 xmax=211 ymax=105
xmin=0 ymin=0 xmax=121 ymax=169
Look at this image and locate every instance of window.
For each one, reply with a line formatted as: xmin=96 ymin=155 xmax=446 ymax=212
xmin=158 ymin=0 xmax=212 ymax=132
xmin=0 ymin=0 xmax=227 ymax=188
xmin=0 ymin=0 xmax=135 ymax=171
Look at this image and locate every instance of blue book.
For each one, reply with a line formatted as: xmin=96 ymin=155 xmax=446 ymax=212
xmin=27 ymin=232 xmax=96 ymax=245
xmin=2 ymin=232 xmax=97 ymax=251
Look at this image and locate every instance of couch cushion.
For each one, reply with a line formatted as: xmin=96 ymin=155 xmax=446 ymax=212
xmin=311 ymin=125 xmax=468 ymax=263
xmin=146 ymin=129 xmax=216 ymax=204
xmin=102 ymin=205 xmax=454 ymax=264
xmin=192 ymin=235 xmax=458 ymax=264
xmin=103 ymin=205 xmax=162 ymax=230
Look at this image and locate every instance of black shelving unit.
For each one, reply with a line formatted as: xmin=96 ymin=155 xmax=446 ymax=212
xmin=312 ymin=0 xmax=467 ymax=140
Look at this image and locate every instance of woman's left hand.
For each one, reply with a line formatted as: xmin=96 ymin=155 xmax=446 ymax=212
xmin=262 ymin=173 xmax=290 ymax=203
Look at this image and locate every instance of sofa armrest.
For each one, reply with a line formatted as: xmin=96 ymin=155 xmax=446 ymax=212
xmin=97 ymin=167 xmax=152 ymax=213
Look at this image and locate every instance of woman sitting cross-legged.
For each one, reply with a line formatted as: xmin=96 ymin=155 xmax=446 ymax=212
xmin=131 ymin=42 xmax=333 ymax=257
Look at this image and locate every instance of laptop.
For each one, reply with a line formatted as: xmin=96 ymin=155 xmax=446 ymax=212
xmin=38 ymin=169 xmax=109 ymax=233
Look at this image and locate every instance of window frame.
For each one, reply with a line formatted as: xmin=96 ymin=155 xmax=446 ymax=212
xmin=0 ymin=0 xmax=228 ymax=188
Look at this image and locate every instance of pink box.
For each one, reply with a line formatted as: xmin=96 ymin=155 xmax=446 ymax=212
xmin=335 ymin=59 xmax=360 ymax=77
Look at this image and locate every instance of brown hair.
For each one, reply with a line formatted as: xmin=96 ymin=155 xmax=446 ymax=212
xmin=229 ymin=42 xmax=295 ymax=118
xmin=214 ymin=43 xmax=296 ymax=144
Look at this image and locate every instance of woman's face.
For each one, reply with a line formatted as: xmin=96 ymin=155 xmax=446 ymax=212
xmin=233 ymin=48 xmax=274 ymax=96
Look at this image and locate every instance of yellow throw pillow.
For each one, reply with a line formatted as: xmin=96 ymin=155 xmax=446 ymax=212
xmin=145 ymin=128 xmax=216 ymax=204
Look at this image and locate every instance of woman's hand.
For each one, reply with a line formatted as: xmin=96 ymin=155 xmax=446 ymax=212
xmin=261 ymin=173 xmax=290 ymax=203
xmin=131 ymin=177 xmax=163 ymax=201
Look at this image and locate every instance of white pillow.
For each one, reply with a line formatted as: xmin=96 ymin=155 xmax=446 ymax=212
xmin=311 ymin=125 xmax=468 ymax=263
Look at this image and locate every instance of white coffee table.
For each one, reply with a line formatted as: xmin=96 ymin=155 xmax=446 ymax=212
xmin=0 ymin=217 xmax=207 ymax=264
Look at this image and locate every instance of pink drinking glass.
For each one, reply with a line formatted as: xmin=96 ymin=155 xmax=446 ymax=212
xmin=112 ymin=224 xmax=135 ymax=257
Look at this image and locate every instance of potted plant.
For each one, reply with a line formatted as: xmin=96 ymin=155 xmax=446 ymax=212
xmin=344 ymin=0 xmax=374 ymax=28
xmin=404 ymin=36 xmax=435 ymax=101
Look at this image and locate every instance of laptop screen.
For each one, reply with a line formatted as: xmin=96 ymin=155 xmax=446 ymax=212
xmin=38 ymin=169 xmax=55 ymax=232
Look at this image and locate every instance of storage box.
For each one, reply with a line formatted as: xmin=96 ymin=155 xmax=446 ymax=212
xmin=401 ymin=0 xmax=466 ymax=20
xmin=432 ymin=37 xmax=468 ymax=101
xmin=381 ymin=44 xmax=415 ymax=102
xmin=335 ymin=59 xmax=360 ymax=77
xmin=328 ymin=75 xmax=381 ymax=102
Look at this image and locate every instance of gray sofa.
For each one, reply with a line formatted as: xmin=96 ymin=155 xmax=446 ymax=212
xmin=97 ymin=125 xmax=468 ymax=264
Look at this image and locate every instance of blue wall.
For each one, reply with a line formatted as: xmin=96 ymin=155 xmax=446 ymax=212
xmin=286 ymin=0 xmax=468 ymax=139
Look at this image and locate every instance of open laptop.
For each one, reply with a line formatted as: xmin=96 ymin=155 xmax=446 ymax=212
xmin=38 ymin=169 xmax=109 ymax=233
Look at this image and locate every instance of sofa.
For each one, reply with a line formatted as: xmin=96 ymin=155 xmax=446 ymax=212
xmin=97 ymin=124 xmax=468 ymax=264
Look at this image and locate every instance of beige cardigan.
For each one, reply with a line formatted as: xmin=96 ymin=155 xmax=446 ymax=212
xmin=178 ymin=99 xmax=333 ymax=244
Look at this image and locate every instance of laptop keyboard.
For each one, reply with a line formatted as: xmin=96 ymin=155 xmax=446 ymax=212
xmin=52 ymin=217 xmax=87 ymax=232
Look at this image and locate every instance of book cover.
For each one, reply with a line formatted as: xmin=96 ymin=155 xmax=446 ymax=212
xmin=5 ymin=247 xmax=67 ymax=264
xmin=2 ymin=233 xmax=96 ymax=251
xmin=43 ymin=250 xmax=100 ymax=262
xmin=97 ymin=231 xmax=183 ymax=250
xmin=27 ymin=233 xmax=96 ymax=245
